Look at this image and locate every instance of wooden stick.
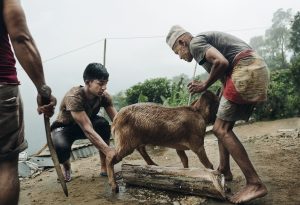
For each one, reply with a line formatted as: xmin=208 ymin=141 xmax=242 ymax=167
xmin=40 ymin=85 xmax=68 ymax=197
xmin=188 ymin=61 xmax=198 ymax=105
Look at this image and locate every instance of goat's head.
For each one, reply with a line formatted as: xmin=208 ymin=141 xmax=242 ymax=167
xmin=191 ymin=90 xmax=219 ymax=124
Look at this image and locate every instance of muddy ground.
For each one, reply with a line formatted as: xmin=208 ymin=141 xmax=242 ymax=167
xmin=19 ymin=117 xmax=300 ymax=205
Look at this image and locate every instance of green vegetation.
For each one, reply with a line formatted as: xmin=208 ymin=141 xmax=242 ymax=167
xmin=124 ymin=77 xmax=171 ymax=104
xmin=253 ymin=69 xmax=300 ymax=120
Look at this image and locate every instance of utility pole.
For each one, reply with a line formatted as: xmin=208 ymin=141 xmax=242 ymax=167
xmin=103 ymin=38 xmax=107 ymax=67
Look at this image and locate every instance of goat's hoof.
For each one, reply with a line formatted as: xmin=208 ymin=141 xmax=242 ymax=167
xmin=112 ymin=185 xmax=119 ymax=193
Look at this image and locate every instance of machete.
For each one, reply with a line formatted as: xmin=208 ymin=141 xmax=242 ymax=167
xmin=40 ymin=85 xmax=68 ymax=197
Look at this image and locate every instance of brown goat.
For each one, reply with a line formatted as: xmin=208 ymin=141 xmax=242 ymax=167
xmin=106 ymin=90 xmax=219 ymax=192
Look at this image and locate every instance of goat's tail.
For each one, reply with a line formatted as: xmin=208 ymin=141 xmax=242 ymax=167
xmin=111 ymin=124 xmax=122 ymax=152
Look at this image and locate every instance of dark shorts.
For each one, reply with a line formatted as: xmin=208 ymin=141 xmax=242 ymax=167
xmin=217 ymin=96 xmax=254 ymax=122
xmin=0 ymin=85 xmax=28 ymax=160
xmin=51 ymin=116 xmax=111 ymax=163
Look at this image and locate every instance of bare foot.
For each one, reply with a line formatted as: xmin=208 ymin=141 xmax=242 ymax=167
xmin=229 ymin=183 xmax=268 ymax=204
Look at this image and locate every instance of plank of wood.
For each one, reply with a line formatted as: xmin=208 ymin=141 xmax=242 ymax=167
xmin=122 ymin=164 xmax=226 ymax=200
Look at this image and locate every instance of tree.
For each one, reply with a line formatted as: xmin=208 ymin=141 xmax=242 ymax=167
xmin=290 ymin=57 xmax=300 ymax=90
xmin=289 ymin=12 xmax=300 ymax=54
xmin=289 ymin=12 xmax=300 ymax=93
xmin=125 ymin=78 xmax=171 ymax=104
xmin=125 ymin=83 xmax=143 ymax=105
xmin=249 ymin=36 xmax=267 ymax=59
xmin=264 ymin=8 xmax=293 ymax=69
xmin=112 ymin=91 xmax=128 ymax=111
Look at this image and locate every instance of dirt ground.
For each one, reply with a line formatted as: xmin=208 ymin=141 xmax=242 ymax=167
xmin=19 ymin=117 xmax=300 ymax=205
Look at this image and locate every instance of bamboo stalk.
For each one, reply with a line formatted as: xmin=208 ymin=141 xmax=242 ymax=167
xmin=188 ymin=61 xmax=198 ymax=105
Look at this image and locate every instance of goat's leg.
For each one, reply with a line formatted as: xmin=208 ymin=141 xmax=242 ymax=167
xmin=176 ymin=150 xmax=189 ymax=168
xmin=191 ymin=146 xmax=214 ymax=170
xmin=137 ymin=146 xmax=158 ymax=166
xmin=106 ymin=152 xmax=119 ymax=193
xmin=106 ymin=147 xmax=135 ymax=193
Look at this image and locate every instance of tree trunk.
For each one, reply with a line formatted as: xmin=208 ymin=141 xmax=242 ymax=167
xmin=122 ymin=163 xmax=226 ymax=200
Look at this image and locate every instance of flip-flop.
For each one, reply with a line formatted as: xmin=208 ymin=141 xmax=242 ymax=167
xmin=64 ymin=169 xmax=72 ymax=182
xmin=99 ymin=171 xmax=123 ymax=180
xmin=100 ymin=172 xmax=108 ymax=177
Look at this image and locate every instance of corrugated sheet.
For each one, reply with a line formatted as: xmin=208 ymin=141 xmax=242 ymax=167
xmin=35 ymin=141 xmax=97 ymax=158
xmin=70 ymin=145 xmax=98 ymax=160
xmin=29 ymin=156 xmax=54 ymax=167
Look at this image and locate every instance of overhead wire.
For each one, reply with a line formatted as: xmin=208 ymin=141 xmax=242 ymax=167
xmin=15 ymin=26 xmax=268 ymax=71
xmin=42 ymin=38 xmax=106 ymax=63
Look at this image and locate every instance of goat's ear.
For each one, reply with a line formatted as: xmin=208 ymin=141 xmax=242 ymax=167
xmin=205 ymin=105 xmax=211 ymax=121
xmin=203 ymin=90 xmax=220 ymax=103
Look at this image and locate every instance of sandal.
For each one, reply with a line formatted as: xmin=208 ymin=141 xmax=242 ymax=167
xmin=64 ymin=169 xmax=72 ymax=182
xmin=100 ymin=171 xmax=123 ymax=180
xmin=100 ymin=172 xmax=108 ymax=177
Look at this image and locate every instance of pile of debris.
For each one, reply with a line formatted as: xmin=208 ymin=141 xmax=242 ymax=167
xmin=19 ymin=139 xmax=98 ymax=179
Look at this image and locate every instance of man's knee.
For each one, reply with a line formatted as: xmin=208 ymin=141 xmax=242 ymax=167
xmin=0 ymin=155 xmax=19 ymax=205
xmin=56 ymin=145 xmax=71 ymax=163
xmin=213 ymin=119 xmax=234 ymax=139
xmin=213 ymin=125 xmax=225 ymax=139
xmin=51 ymin=130 xmax=72 ymax=163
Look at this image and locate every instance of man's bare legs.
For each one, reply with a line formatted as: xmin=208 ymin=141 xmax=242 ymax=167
xmin=213 ymin=118 xmax=267 ymax=203
xmin=217 ymin=140 xmax=233 ymax=181
xmin=217 ymin=121 xmax=234 ymax=181
xmin=0 ymin=156 xmax=19 ymax=205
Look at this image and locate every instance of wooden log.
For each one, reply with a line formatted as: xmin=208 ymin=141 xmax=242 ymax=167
xmin=122 ymin=164 xmax=226 ymax=200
